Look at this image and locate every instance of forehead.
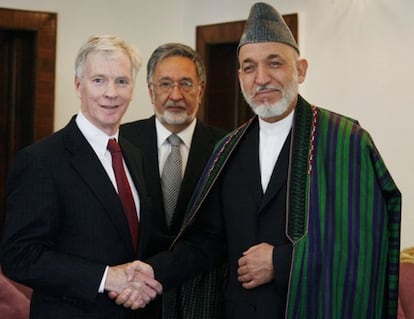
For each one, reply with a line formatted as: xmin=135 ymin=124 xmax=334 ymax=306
xmin=154 ymin=56 xmax=197 ymax=78
xmin=238 ymin=42 xmax=295 ymax=64
xmin=84 ymin=51 xmax=131 ymax=72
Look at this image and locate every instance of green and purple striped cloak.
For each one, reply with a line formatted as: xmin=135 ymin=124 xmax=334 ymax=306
xmin=179 ymin=96 xmax=401 ymax=318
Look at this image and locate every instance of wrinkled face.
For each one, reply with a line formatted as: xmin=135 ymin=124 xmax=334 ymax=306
xmin=75 ymin=50 xmax=134 ymax=135
xmin=148 ymin=56 xmax=204 ymax=133
xmin=238 ymin=42 xmax=307 ymax=122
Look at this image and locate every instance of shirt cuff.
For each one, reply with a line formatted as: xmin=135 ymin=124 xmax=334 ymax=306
xmin=98 ymin=266 xmax=109 ymax=293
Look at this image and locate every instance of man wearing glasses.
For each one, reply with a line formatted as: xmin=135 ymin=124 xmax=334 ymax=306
xmin=120 ymin=43 xmax=227 ymax=319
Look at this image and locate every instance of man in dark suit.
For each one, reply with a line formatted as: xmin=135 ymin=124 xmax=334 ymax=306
xmin=0 ymin=35 xmax=161 ymax=319
xmin=120 ymin=43 xmax=227 ymax=319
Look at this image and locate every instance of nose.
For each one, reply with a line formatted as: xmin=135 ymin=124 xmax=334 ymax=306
xmin=255 ymin=64 xmax=271 ymax=85
xmin=104 ymin=82 xmax=118 ymax=98
xmin=168 ymin=85 xmax=184 ymax=101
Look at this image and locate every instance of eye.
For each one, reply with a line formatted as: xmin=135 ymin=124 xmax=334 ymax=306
xmin=158 ymin=80 xmax=173 ymax=89
xmin=92 ymin=77 xmax=104 ymax=84
xmin=242 ymin=64 xmax=255 ymax=73
xmin=180 ymin=80 xmax=193 ymax=89
xmin=116 ymin=78 xmax=130 ymax=86
xmin=269 ymin=60 xmax=282 ymax=68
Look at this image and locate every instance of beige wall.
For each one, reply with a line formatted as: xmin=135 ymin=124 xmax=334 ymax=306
xmin=1 ymin=0 xmax=413 ymax=249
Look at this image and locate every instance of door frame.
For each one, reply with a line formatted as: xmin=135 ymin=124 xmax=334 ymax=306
xmin=0 ymin=7 xmax=57 ymax=235
xmin=0 ymin=7 xmax=57 ymax=140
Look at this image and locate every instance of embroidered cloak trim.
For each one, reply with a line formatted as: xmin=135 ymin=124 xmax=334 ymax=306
xmin=174 ymin=96 xmax=402 ymax=318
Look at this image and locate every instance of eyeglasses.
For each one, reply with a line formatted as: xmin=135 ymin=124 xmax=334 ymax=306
xmin=150 ymin=80 xmax=197 ymax=94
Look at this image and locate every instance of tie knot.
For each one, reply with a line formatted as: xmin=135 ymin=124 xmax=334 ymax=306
xmin=107 ymin=138 xmax=121 ymax=153
xmin=167 ymin=134 xmax=181 ymax=147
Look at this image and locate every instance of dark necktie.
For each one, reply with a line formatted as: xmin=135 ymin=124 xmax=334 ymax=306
xmin=107 ymin=138 xmax=139 ymax=251
xmin=161 ymin=134 xmax=182 ymax=227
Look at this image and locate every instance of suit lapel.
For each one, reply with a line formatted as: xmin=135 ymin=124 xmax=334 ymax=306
xmin=119 ymin=136 xmax=150 ymax=257
xmin=119 ymin=136 xmax=147 ymax=205
xmin=63 ymin=118 xmax=134 ymax=252
xmin=139 ymin=119 xmax=169 ymax=232
xmin=174 ymin=123 xmax=216 ymax=224
xmin=238 ymin=119 xmax=263 ymax=208
xmin=136 ymin=118 xmax=162 ymax=204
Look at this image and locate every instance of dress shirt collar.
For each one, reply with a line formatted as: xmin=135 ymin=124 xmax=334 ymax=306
xmin=258 ymin=109 xmax=294 ymax=136
xmin=155 ymin=117 xmax=196 ymax=149
xmin=75 ymin=111 xmax=118 ymax=157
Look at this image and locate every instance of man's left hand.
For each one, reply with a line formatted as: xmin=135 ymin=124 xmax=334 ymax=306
xmin=237 ymin=242 xmax=274 ymax=289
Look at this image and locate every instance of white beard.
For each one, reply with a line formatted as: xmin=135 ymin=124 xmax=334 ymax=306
xmin=156 ymin=103 xmax=198 ymax=127
xmin=241 ymin=78 xmax=298 ymax=120
xmin=159 ymin=110 xmax=190 ymax=125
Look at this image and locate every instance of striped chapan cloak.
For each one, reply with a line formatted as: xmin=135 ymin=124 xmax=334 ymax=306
xmin=176 ymin=95 xmax=401 ymax=318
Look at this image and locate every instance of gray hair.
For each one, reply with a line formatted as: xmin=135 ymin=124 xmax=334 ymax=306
xmin=74 ymin=35 xmax=142 ymax=81
xmin=146 ymin=43 xmax=206 ymax=84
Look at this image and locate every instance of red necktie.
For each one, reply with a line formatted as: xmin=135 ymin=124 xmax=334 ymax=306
xmin=107 ymin=138 xmax=139 ymax=251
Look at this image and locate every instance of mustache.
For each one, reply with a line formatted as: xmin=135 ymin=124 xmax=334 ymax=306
xmin=255 ymin=85 xmax=281 ymax=94
xmin=165 ymin=101 xmax=186 ymax=108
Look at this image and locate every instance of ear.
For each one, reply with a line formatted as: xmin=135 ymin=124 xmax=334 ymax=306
xmin=74 ymin=76 xmax=81 ymax=98
xmin=237 ymin=68 xmax=245 ymax=91
xmin=198 ymin=82 xmax=206 ymax=101
xmin=237 ymin=67 xmax=242 ymax=82
xmin=296 ymin=58 xmax=308 ymax=84
xmin=147 ymin=82 xmax=155 ymax=104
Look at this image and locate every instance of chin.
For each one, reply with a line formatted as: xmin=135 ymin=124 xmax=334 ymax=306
xmin=166 ymin=110 xmax=197 ymax=124
xmin=252 ymin=103 xmax=289 ymax=118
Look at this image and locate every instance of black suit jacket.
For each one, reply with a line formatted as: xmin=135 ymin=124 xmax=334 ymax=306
xmin=120 ymin=116 xmax=227 ymax=256
xmin=149 ymin=118 xmax=292 ymax=319
xmin=1 ymin=116 xmax=151 ymax=319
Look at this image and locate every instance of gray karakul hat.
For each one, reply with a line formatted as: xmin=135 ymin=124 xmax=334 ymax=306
xmin=237 ymin=2 xmax=299 ymax=54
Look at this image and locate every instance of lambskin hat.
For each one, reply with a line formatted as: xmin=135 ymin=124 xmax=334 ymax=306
xmin=238 ymin=2 xmax=299 ymax=54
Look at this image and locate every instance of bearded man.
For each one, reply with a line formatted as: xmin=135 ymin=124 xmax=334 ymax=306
xmin=120 ymin=43 xmax=227 ymax=319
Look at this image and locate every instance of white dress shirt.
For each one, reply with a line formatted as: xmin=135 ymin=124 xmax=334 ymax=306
xmin=259 ymin=110 xmax=294 ymax=192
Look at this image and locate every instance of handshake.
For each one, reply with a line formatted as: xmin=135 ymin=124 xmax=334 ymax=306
xmin=104 ymin=260 xmax=163 ymax=309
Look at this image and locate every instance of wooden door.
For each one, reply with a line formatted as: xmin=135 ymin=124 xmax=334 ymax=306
xmin=0 ymin=8 xmax=57 ymax=235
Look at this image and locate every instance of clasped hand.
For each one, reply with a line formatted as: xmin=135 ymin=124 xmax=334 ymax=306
xmin=105 ymin=260 xmax=162 ymax=309
xmin=104 ymin=243 xmax=274 ymax=309
xmin=237 ymin=242 xmax=274 ymax=289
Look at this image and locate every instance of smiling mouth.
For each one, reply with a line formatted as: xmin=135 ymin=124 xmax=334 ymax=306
xmin=255 ymin=87 xmax=280 ymax=96
xmin=102 ymin=105 xmax=119 ymax=109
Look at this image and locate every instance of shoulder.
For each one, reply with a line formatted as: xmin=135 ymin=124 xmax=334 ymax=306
xmin=316 ymin=106 xmax=374 ymax=148
xmin=120 ymin=117 xmax=156 ymax=149
xmin=120 ymin=116 xmax=154 ymax=134
xmin=20 ymin=125 xmax=69 ymax=157
xmin=13 ymin=118 xmax=90 ymax=168
xmin=195 ymin=120 xmax=228 ymax=140
xmin=317 ymin=107 xmax=358 ymax=125
xmin=9 ymin=130 xmax=68 ymax=182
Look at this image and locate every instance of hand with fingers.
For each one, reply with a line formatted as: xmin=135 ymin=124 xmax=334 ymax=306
xmin=106 ymin=260 xmax=163 ymax=309
xmin=237 ymin=242 xmax=274 ymax=289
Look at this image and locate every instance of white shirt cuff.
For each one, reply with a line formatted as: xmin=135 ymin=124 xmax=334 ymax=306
xmin=98 ymin=266 xmax=109 ymax=293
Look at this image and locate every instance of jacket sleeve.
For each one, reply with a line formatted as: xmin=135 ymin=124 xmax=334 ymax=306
xmin=147 ymin=180 xmax=226 ymax=290
xmin=0 ymin=148 xmax=105 ymax=302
